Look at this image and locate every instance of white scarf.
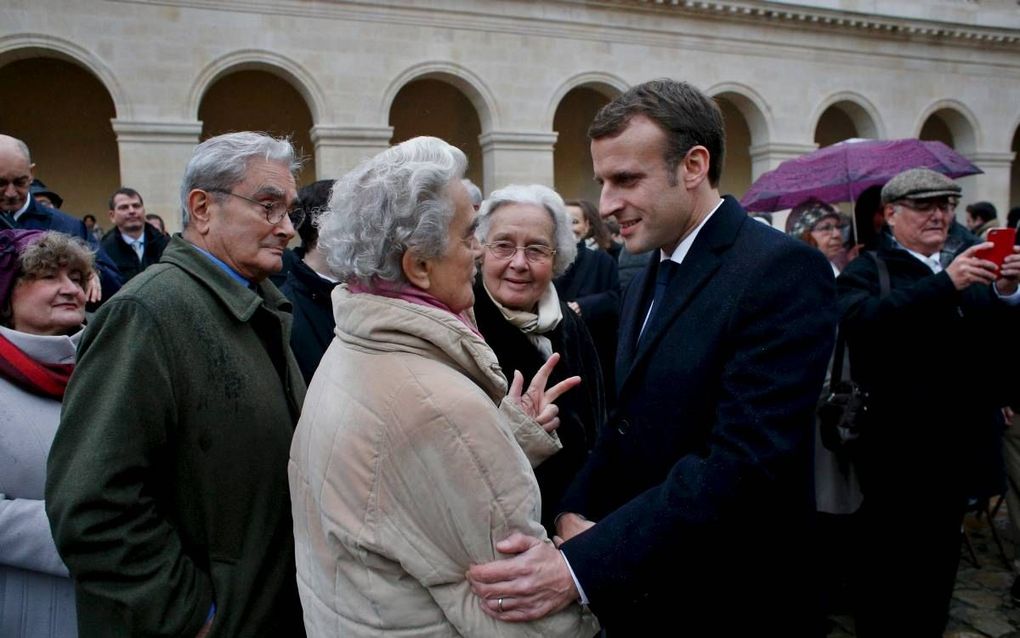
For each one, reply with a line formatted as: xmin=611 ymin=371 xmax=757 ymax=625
xmin=484 ymin=283 xmax=563 ymax=358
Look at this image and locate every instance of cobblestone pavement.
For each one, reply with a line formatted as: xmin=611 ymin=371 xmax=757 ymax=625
xmin=827 ymin=501 xmax=1020 ymax=637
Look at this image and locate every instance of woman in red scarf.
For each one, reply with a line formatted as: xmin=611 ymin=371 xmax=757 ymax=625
xmin=0 ymin=229 xmax=93 ymax=638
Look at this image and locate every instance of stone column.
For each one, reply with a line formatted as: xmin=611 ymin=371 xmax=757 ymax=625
xmin=963 ymin=151 xmax=1015 ymax=216
xmin=112 ymin=119 xmax=203 ymax=234
xmin=310 ymin=125 xmax=394 ymax=180
xmin=479 ymin=131 xmax=559 ymax=194
xmin=748 ymin=142 xmax=818 ymax=181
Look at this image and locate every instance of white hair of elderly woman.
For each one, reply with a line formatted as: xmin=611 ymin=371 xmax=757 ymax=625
xmin=475 ymin=184 xmax=578 ymax=276
xmin=317 ymin=136 xmax=467 ymax=284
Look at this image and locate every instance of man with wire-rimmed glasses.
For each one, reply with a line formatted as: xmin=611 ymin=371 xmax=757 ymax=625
xmin=47 ymin=132 xmax=308 ymax=638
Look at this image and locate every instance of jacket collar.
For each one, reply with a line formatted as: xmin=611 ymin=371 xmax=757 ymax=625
xmin=616 ymin=195 xmax=745 ymax=393
xmin=159 ymin=236 xmax=292 ymax=322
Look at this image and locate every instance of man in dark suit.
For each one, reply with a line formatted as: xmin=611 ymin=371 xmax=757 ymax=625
xmin=467 ymin=79 xmax=837 ymax=635
xmin=102 ymin=187 xmax=169 ymax=282
xmin=0 ymin=134 xmax=122 ymax=302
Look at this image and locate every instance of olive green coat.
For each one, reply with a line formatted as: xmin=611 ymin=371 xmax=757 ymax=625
xmin=47 ymin=237 xmax=306 ymax=637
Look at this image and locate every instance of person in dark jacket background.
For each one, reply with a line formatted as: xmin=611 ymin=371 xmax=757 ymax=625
xmin=280 ymin=179 xmax=340 ymax=384
xmin=100 ymin=187 xmax=169 ymax=283
xmin=473 ymin=184 xmax=606 ymax=533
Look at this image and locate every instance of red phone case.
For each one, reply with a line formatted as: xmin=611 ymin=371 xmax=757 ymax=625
xmin=975 ymin=228 xmax=1016 ymax=268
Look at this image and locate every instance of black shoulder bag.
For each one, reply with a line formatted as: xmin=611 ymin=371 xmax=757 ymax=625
xmin=818 ymin=252 xmax=889 ymax=454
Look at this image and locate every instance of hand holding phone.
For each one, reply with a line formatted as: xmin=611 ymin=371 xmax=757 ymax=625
xmin=974 ymin=227 xmax=1017 ymax=269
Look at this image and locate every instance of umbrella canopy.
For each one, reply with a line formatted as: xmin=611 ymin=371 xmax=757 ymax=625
xmin=740 ymin=138 xmax=983 ymax=212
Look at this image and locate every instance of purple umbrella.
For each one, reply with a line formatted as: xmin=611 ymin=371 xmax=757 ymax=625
xmin=740 ymin=138 xmax=983 ymax=212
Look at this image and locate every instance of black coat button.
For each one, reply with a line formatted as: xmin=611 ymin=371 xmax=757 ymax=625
xmin=617 ymin=419 xmax=630 ymax=435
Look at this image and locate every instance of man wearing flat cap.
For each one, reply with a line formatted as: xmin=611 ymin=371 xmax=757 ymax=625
xmin=837 ymin=167 xmax=1020 ymax=636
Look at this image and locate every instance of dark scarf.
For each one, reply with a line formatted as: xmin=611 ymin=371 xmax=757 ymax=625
xmin=0 ymin=330 xmax=74 ymax=399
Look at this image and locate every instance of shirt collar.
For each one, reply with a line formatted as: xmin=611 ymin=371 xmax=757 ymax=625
xmin=659 ymin=197 xmax=724 ymax=265
xmin=12 ymin=196 xmax=32 ymax=221
xmin=190 ymin=244 xmax=252 ymax=287
xmin=892 ymin=238 xmax=943 ymax=274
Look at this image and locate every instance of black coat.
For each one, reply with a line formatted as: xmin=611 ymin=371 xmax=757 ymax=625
xmin=558 ymin=197 xmax=837 ymax=634
xmin=473 ymin=279 xmax=606 ymax=533
xmin=100 ymin=223 xmax=169 ymax=283
xmin=553 ymin=243 xmax=620 ymax=403
xmin=279 ymin=257 xmax=339 ymax=385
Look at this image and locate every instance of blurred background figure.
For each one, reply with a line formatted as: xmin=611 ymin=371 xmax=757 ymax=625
xmin=1 ymin=229 xmax=92 ymax=638
xmin=462 ymin=178 xmax=483 ymax=211
xmin=145 ymin=214 xmax=167 ymax=236
xmin=101 ymin=188 xmax=168 ymax=283
xmin=965 ymin=201 xmax=1000 ymax=240
xmin=290 ymin=137 xmax=597 ymax=637
xmin=473 ymin=184 xmax=606 ymax=532
xmin=280 ymin=179 xmax=339 ymax=384
xmin=787 ymin=198 xmax=848 ymax=276
xmin=81 ymin=215 xmax=102 ymax=250
xmin=557 ymin=199 xmax=620 ymax=403
xmin=29 ymin=180 xmax=63 ymax=210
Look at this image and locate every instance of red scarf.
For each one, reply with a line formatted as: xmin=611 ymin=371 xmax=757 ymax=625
xmin=0 ymin=331 xmax=74 ymax=399
xmin=347 ymin=279 xmax=483 ymax=338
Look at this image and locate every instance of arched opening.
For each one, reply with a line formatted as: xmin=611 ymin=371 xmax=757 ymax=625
xmin=715 ymin=96 xmax=753 ymax=200
xmin=0 ymin=56 xmax=119 ymax=221
xmin=919 ymin=113 xmax=955 ymax=148
xmin=815 ymin=105 xmax=859 ymax=148
xmin=197 ymin=69 xmax=316 ymax=185
xmin=388 ymin=78 xmax=483 ymax=187
xmin=553 ymin=86 xmax=613 ymax=205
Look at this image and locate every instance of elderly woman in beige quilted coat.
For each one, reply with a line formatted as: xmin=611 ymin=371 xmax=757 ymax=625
xmin=288 ymin=137 xmax=599 ymax=638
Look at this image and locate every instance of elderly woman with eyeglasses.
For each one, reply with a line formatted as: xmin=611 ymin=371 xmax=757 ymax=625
xmin=473 ymin=185 xmax=606 ymax=533
xmin=1 ymin=229 xmax=93 ymax=638
xmin=288 ymin=138 xmax=598 ymax=638
xmin=787 ymin=198 xmax=849 ymax=275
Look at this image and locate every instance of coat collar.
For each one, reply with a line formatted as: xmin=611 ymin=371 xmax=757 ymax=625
xmin=616 ymin=195 xmax=746 ymax=393
xmin=159 ymin=236 xmax=291 ymax=322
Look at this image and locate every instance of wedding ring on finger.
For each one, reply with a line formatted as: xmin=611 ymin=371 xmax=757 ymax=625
xmin=498 ymin=597 xmax=504 ymax=613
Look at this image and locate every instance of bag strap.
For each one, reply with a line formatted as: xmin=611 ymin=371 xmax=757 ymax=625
xmin=832 ymin=251 xmax=889 ymax=386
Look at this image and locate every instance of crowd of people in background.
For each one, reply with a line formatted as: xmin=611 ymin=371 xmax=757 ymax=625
xmin=1 ymin=77 xmax=1019 ymax=638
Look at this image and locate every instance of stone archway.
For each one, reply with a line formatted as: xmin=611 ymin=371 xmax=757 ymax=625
xmin=388 ymin=78 xmax=484 ymax=188
xmin=197 ymin=69 xmax=317 ymax=185
xmin=552 ymin=85 xmax=619 ymax=204
xmin=0 ymin=55 xmax=120 ymax=219
xmin=812 ymin=94 xmax=883 ymax=148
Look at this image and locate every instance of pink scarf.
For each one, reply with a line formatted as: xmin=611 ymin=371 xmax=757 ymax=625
xmin=347 ymin=279 xmax=483 ymax=338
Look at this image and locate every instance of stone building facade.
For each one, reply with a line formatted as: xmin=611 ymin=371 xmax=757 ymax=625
xmin=2 ymin=0 xmax=1019 ymax=232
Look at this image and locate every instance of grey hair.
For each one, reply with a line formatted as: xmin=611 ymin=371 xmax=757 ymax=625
xmin=475 ymin=184 xmax=577 ymax=276
xmin=462 ymin=178 xmax=483 ymax=207
xmin=179 ymin=132 xmax=300 ymax=228
xmin=317 ymin=136 xmax=467 ymax=284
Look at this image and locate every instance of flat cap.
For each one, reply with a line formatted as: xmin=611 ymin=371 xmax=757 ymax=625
xmin=881 ymin=168 xmax=961 ymax=205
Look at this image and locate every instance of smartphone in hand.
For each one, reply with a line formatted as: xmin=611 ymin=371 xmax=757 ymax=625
xmin=974 ymin=227 xmax=1017 ymax=269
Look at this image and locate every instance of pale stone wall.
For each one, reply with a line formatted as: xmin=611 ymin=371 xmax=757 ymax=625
xmin=1 ymin=0 xmax=1018 ymax=232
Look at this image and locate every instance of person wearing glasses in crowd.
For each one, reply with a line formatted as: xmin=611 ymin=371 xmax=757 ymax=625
xmin=46 ymin=132 xmax=308 ymax=638
xmin=288 ymin=138 xmax=598 ymax=637
xmin=787 ymin=198 xmax=849 ymax=276
xmin=472 ymin=184 xmax=607 ymax=534
xmin=837 ymin=168 xmax=1020 ymax=636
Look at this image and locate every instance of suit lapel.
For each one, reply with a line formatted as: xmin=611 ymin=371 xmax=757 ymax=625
xmin=617 ymin=197 xmax=746 ymax=394
xmin=615 ymin=251 xmax=656 ymax=392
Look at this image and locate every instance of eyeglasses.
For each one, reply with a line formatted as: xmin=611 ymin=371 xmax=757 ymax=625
xmin=897 ymin=199 xmax=958 ymax=215
xmin=812 ymin=222 xmax=847 ymax=234
xmin=209 ymin=189 xmax=304 ymax=228
xmin=484 ymin=241 xmax=556 ymax=263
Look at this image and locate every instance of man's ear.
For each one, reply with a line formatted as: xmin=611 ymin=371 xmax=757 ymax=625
xmin=401 ymin=248 xmax=431 ymax=290
xmin=187 ymin=189 xmax=214 ymax=235
xmin=883 ymin=203 xmax=897 ymax=227
xmin=680 ymin=146 xmax=711 ymax=190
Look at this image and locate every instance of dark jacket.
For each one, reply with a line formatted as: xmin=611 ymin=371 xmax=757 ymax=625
xmin=280 ymin=257 xmax=339 ymax=384
xmin=558 ymin=197 xmax=837 ymax=634
xmin=100 ymin=222 xmax=169 ymax=282
xmin=554 ymin=243 xmax=620 ymax=403
xmin=47 ymin=237 xmax=306 ymax=638
xmin=838 ymin=234 xmax=1012 ymax=497
xmin=473 ymin=279 xmax=606 ymax=532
